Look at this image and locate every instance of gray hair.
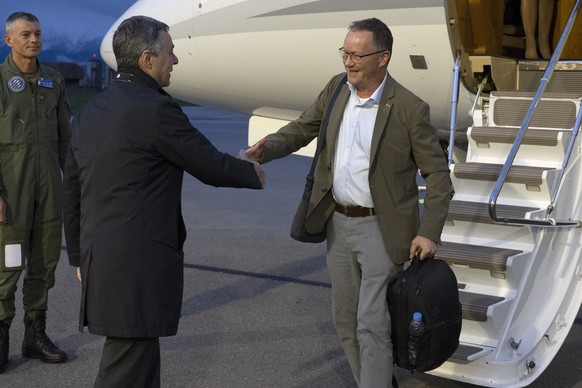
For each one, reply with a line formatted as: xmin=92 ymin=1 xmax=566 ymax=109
xmin=349 ymin=18 xmax=393 ymax=53
xmin=113 ymin=16 xmax=169 ymax=69
xmin=6 ymin=12 xmax=39 ymax=34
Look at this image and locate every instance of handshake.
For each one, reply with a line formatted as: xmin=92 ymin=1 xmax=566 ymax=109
xmin=239 ymin=138 xmax=267 ymax=188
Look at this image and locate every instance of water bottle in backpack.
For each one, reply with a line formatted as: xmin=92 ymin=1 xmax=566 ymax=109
xmin=407 ymin=311 xmax=425 ymax=369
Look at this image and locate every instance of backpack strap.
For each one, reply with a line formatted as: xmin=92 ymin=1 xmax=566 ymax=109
xmin=306 ymin=74 xmax=348 ymax=179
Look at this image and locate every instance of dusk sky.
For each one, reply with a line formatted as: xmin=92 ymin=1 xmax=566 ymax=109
xmin=0 ymin=0 xmax=136 ymax=44
xmin=0 ymin=0 xmax=137 ymax=61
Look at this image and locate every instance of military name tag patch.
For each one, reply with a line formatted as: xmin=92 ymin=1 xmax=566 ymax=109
xmin=38 ymin=77 xmax=53 ymax=88
xmin=8 ymin=76 xmax=26 ymax=93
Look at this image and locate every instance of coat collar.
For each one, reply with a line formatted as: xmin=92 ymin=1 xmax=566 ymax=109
xmin=3 ymin=54 xmax=41 ymax=77
xmin=115 ymin=66 xmax=168 ymax=95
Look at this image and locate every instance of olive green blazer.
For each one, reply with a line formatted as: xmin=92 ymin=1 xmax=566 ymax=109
xmin=262 ymin=72 xmax=452 ymax=265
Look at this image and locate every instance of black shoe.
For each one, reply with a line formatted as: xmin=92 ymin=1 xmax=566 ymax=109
xmin=22 ymin=312 xmax=66 ymax=363
xmin=0 ymin=321 xmax=9 ymax=373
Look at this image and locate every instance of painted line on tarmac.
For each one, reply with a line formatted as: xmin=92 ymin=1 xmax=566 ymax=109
xmin=184 ymin=263 xmax=582 ymax=325
xmin=63 ymin=245 xmax=331 ymax=288
xmin=184 ymin=262 xmax=332 ymax=288
xmin=64 ymin=246 xmax=582 ymax=326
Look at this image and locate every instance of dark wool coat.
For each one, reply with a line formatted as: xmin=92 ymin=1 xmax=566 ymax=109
xmin=62 ymin=68 xmax=262 ymax=338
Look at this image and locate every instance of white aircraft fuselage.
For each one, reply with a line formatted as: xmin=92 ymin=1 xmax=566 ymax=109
xmin=101 ymin=0 xmax=473 ymax=155
xmin=101 ymin=1 xmax=582 ymax=387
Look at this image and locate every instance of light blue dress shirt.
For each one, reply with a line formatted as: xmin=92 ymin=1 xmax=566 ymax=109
xmin=332 ymin=74 xmax=387 ymax=208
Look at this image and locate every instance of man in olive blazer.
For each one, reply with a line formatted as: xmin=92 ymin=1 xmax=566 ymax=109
xmin=247 ymin=18 xmax=451 ymax=388
xmin=259 ymin=72 xmax=451 ymax=265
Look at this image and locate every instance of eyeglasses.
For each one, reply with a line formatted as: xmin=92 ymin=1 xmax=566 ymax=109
xmin=338 ymin=47 xmax=388 ymax=63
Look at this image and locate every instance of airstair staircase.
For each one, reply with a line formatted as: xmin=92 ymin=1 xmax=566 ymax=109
xmin=429 ymin=2 xmax=582 ymax=386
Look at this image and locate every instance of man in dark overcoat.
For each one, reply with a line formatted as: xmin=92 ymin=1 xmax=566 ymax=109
xmin=61 ymin=16 xmax=264 ymax=387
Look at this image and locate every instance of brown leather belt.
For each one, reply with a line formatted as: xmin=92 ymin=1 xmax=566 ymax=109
xmin=335 ymin=204 xmax=376 ymax=217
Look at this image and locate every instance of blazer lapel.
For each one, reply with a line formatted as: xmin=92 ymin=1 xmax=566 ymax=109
xmin=370 ymin=74 xmax=395 ymax=167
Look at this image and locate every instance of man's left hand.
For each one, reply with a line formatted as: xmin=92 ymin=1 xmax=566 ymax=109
xmin=409 ymin=236 xmax=437 ymax=260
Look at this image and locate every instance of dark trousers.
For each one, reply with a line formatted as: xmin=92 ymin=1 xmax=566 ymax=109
xmin=94 ymin=336 xmax=160 ymax=388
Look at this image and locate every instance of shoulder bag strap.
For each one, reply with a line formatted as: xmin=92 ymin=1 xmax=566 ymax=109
xmin=306 ymin=74 xmax=348 ymax=179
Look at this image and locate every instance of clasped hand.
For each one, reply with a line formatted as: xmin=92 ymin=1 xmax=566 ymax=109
xmin=238 ymin=142 xmax=266 ymax=188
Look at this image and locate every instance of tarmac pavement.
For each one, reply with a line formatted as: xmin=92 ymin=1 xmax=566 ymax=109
xmin=1 ymin=106 xmax=580 ymax=387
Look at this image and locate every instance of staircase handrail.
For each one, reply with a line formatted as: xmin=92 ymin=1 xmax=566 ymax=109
xmin=488 ymin=0 xmax=582 ymax=227
xmin=548 ymin=100 xmax=582 ymax=215
xmin=448 ymin=51 xmax=461 ymax=166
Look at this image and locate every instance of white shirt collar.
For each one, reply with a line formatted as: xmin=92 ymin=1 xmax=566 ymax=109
xmin=347 ymin=72 xmax=388 ymax=104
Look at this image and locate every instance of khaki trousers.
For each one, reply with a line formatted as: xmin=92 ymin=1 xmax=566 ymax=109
xmin=327 ymin=212 xmax=399 ymax=388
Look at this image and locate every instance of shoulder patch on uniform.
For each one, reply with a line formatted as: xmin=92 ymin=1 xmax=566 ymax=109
xmin=8 ymin=76 xmax=26 ymax=93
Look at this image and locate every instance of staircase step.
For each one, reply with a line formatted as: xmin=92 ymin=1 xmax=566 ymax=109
xmin=519 ymin=61 xmax=582 ymax=93
xmin=470 ymin=126 xmax=560 ymax=146
xmin=466 ymin=126 xmax=568 ymax=168
xmin=460 ymin=291 xmax=504 ymax=322
xmin=490 ymin=92 xmax=581 ymax=129
xmin=453 ymin=163 xmax=551 ymax=187
xmin=436 ymin=241 xmax=522 ymax=272
xmin=450 ymin=343 xmax=493 ymax=363
xmin=448 ymin=200 xmax=538 ymax=224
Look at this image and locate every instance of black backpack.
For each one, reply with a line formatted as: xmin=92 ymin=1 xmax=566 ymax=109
xmin=387 ymin=257 xmax=462 ymax=372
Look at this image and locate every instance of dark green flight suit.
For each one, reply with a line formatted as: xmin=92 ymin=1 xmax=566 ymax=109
xmin=0 ymin=54 xmax=70 ymax=325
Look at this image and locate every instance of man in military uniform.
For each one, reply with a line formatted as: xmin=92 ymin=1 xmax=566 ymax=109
xmin=0 ymin=12 xmax=70 ymax=372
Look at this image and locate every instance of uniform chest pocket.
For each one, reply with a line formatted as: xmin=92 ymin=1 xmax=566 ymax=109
xmin=37 ymin=89 xmax=60 ymax=142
